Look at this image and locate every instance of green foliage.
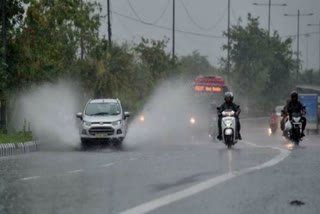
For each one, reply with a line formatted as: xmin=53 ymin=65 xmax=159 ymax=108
xmin=134 ymin=37 xmax=174 ymax=80
xmin=223 ymin=14 xmax=295 ymax=111
xmin=179 ymin=51 xmax=215 ymax=78
xmin=2 ymin=0 xmax=218 ymax=119
xmin=298 ymin=69 xmax=320 ymax=86
xmin=0 ymin=131 xmax=33 ymax=144
xmin=6 ymin=0 xmax=102 ymax=88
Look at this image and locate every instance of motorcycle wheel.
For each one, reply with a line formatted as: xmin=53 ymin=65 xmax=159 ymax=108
xmin=291 ymin=128 xmax=301 ymax=146
xmin=225 ymin=135 xmax=233 ymax=149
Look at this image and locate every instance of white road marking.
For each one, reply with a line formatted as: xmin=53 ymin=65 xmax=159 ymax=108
xmin=100 ymin=163 xmax=115 ymax=168
xmin=129 ymin=158 xmax=138 ymax=161
xmin=20 ymin=176 xmax=41 ymax=181
xmin=67 ymin=169 xmax=84 ymax=174
xmin=117 ymin=141 xmax=290 ymax=214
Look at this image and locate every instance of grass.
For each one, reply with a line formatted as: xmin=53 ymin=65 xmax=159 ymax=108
xmin=0 ymin=132 xmax=33 ymax=144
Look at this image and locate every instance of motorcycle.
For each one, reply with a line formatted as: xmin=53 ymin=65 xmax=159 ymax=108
xmin=218 ymin=108 xmax=238 ymax=148
xmin=269 ymin=114 xmax=278 ymax=135
xmin=284 ymin=112 xmax=303 ymax=145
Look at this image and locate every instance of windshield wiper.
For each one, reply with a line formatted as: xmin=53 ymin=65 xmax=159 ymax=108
xmin=110 ymin=113 xmax=120 ymax=115
xmin=92 ymin=112 xmax=110 ymax=116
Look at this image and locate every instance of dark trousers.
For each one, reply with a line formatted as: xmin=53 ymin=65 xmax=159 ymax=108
xmin=218 ymin=117 xmax=241 ymax=136
xmin=301 ymin=117 xmax=307 ymax=131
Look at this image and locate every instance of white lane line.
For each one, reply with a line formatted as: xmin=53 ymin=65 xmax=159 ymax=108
xmin=117 ymin=141 xmax=290 ymax=214
xmin=20 ymin=176 xmax=41 ymax=181
xmin=67 ymin=169 xmax=84 ymax=174
xmin=100 ymin=163 xmax=115 ymax=168
xmin=129 ymin=158 xmax=138 ymax=161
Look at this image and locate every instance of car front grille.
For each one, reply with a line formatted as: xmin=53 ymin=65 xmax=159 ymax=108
xmin=91 ymin=122 xmax=111 ymax=125
xmin=89 ymin=127 xmax=115 ymax=136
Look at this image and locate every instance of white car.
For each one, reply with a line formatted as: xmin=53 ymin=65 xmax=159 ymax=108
xmin=76 ymin=98 xmax=130 ymax=147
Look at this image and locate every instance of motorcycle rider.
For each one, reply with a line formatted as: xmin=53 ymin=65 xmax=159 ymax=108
xmin=269 ymin=109 xmax=278 ymax=132
xmin=217 ymin=92 xmax=242 ymax=141
xmin=282 ymin=91 xmax=307 ymax=137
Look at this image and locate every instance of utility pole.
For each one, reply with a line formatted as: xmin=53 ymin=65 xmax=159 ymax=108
xmin=1 ymin=0 xmax=7 ymax=132
xmin=107 ymin=0 xmax=112 ymax=50
xmin=172 ymin=0 xmax=175 ymax=61
xmin=227 ymin=0 xmax=230 ymax=74
xmin=80 ymin=0 xmax=84 ymax=60
xmin=253 ymin=1 xmax=287 ymax=38
xmin=284 ymin=10 xmax=313 ymax=74
xmin=304 ymin=33 xmax=310 ymax=70
xmin=307 ymin=21 xmax=320 ymax=72
xmin=297 ymin=10 xmax=300 ymax=72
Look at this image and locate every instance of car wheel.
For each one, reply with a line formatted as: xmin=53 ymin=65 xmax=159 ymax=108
xmin=81 ymin=139 xmax=89 ymax=150
xmin=114 ymin=138 xmax=124 ymax=149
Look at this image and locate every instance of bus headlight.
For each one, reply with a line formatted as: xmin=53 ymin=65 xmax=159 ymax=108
xmin=190 ymin=117 xmax=196 ymax=125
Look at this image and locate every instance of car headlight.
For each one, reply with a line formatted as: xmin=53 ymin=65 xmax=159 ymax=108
xmin=112 ymin=120 xmax=121 ymax=126
xmin=190 ymin=117 xmax=196 ymax=125
xmin=83 ymin=121 xmax=91 ymax=126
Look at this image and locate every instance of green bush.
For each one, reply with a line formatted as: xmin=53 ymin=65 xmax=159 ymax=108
xmin=0 ymin=131 xmax=33 ymax=144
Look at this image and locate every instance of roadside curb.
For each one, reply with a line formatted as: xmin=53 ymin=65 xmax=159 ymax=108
xmin=0 ymin=141 xmax=38 ymax=157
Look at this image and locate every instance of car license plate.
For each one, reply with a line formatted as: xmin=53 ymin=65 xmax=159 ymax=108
xmin=96 ymin=134 xmax=108 ymax=138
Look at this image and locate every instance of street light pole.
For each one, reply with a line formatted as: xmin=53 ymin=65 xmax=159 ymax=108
xmin=307 ymin=21 xmax=320 ymax=72
xmin=268 ymin=0 xmax=271 ymax=35
xmin=227 ymin=0 xmax=230 ymax=74
xmin=304 ymin=34 xmax=310 ymax=69
xmin=107 ymin=0 xmax=112 ymax=49
xmin=253 ymin=1 xmax=287 ymax=38
xmin=297 ymin=10 xmax=300 ymax=72
xmin=172 ymin=0 xmax=175 ymax=61
xmin=284 ymin=10 xmax=313 ymax=74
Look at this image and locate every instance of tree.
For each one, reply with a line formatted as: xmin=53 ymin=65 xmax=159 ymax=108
xmin=0 ymin=0 xmax=28 ymax=131
xmin=222 ymin=14 xmax=295 ymax=111
xmin=179 ymin=51 xmax=215 ymax=78
xmin=7 ymin=0 xmax=102 ymax=88
xmin=134 ymin=38 xmax=174 ymax=81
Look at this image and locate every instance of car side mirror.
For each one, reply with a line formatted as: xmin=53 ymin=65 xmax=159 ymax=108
xmin=76 ymin=112 xmax=83 ymax=120
xmin=124 ymin=112 xmax=131 ymax=119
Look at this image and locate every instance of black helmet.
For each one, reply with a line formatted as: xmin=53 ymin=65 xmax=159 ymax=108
xmin=291 ymin=91 xmax=298 ymax=100
xmin=224 ymin=92 xmax=234 ymax=102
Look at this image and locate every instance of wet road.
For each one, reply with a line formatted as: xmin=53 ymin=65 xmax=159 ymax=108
xmin=0 ymin=120 xmax=319 ymax=214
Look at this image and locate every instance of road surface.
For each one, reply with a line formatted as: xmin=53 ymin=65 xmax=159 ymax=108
xmin=0 ymin=120 xmax=319 ymax=214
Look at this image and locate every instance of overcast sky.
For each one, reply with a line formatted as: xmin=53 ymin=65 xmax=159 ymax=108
xmin=96 ymin=0 xmax=320 ymax=70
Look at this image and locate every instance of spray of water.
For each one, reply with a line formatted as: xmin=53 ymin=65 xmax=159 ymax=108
xmin=13 ymin=80 xmax=83 ymax=149
xmin=125 ymin=78 xmax=210 ymax=146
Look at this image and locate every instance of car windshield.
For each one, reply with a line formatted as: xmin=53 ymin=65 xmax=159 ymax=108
xmin=85 ymin=102 xmax=121 ymax=116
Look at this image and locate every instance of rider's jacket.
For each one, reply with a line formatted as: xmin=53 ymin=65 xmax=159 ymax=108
xmin=284 ymin=100 xmax=305 ymax=115
xmin=218 ymin=102 xmax=240 ymax=116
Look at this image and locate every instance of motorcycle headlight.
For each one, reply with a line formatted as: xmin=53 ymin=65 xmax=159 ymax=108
xmin=112 ymin=120 xmax=121 ymax=126
xmin=140 ymin=115 xmax=145 ymax=122
xmin=83 ymin=121 xmax=91 ymax=126
xmin=293 ymin=117 xmax=301 ymax=123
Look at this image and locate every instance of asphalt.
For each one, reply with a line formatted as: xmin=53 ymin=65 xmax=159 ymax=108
xmin=0 ymin=120 xmax=319 ymax=214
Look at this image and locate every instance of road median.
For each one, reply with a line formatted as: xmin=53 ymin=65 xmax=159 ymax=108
xmin=0 ymin=141 xmax=38 ymax=157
